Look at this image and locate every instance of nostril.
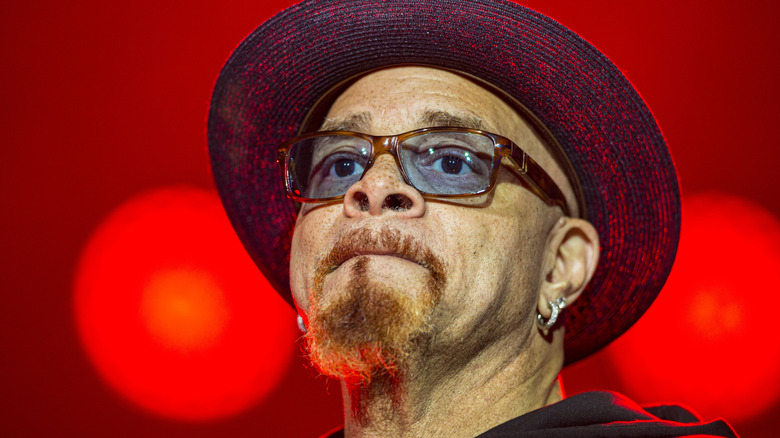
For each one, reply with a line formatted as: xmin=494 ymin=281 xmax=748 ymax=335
xmin=383 ymin=194 xmax=413 ymax=212
xmin=354 ymin=192 xmax=370 ymax=211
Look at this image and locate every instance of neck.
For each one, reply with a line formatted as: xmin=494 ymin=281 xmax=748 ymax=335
xmin=339 ymin=327 xmax=564 ymax=438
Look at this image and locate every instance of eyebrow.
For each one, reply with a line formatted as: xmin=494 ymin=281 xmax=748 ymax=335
xmin=319 ymin=109 xmax=489 ymax=133
xmin=320 ymin=112 xmax=373 ymax=132
xmin=418 ymin=109 xmax=488 ymax=131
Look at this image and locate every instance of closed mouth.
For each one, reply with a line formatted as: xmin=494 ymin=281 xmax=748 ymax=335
xmin=314 ymin=227 xmax=446 ymax=292
xmin=341 ymin=250 xmax=421 ymax=266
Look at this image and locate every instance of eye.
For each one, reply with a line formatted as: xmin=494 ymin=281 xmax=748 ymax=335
xmin=402 ymin=132 xmax=492 ymax=178
xmin=399 ymin=132 xmax=494 ymax=195
xmin=421 ymin=147 xmax=485 ymax=176
xmin=433 ymin=154 xmax=470 ymax=175
xmin=329 ymin=158 xmax=365 ymax=178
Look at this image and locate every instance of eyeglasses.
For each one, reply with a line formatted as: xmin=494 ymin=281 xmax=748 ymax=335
xmin=276 ymin=127 xmax=569 ymax=216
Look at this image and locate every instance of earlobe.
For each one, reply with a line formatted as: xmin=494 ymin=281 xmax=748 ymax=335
xmin=538 ymin=217 xmax=600 ymax=319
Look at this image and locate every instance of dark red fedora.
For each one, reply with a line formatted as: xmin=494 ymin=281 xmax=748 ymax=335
xmin=208 ymin=0 xmax=680 ymax=364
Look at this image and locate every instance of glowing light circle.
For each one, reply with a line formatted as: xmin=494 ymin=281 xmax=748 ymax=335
xmin=607 ymin=193 xmax=780 ymax=422
xmin=75 ymin=187 xmax=297 ymax=421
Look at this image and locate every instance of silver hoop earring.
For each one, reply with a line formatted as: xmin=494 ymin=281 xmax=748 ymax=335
xmin=537 ymin=297 xmax=567 ymax=329
xmin=296 ymin=314 xmax=307 ymax=334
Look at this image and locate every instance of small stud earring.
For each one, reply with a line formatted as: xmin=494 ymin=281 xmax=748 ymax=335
xmin=296 ymin=314 xmax=307 ymax=334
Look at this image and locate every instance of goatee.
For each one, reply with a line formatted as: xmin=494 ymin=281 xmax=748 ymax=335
xmin=304 ymin=228 xmax=445 ymax=384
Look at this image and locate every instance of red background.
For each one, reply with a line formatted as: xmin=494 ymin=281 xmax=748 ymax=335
xmin=2 ymin=1 xmax=779 ymax=436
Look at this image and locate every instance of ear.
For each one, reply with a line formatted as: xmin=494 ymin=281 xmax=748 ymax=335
xmin=537 ymin=217 xmax=600 ymax=319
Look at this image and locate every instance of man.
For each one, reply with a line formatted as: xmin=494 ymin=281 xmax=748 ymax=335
xmin=208 ymin=0 xmax=738 ymax=436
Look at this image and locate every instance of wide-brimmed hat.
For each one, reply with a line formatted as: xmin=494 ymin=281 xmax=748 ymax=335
xmin=208 ymin=0 xmax=680 ymax=364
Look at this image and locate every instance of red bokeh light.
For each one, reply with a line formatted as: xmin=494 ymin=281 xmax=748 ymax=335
xmin=607 ymin=193 xmax=780 ymax=422
xmin=74 ymin=187 xmax=297 ymax=421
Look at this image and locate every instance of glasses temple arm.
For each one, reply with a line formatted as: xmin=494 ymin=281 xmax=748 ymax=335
xmin=506 ymin=145 xmax=571 ymax=217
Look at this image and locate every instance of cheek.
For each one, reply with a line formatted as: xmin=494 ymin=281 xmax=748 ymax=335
xmin=288 ymin=229 xmax=311 ymax=311
xmin=289 ymin=207 xmax=340 ymax=311
xmin=490 ymin=190 xmax=551 ymax=293
xmin=436 ymin=185 xmax=549 ymax=312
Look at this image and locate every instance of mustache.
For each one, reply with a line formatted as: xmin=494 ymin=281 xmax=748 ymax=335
xmin=314 ymin=227 xmax=445 ymax=286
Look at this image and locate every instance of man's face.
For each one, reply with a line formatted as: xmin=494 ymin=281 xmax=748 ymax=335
xmin=289 ymin=67 xmax=566 ymax=380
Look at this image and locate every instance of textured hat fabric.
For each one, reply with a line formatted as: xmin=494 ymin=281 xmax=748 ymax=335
xmin=208 ymin=0 xmax=681 ymax=364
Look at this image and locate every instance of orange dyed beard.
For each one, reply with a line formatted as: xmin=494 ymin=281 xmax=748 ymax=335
xmin=305 ymin=229 xmax=445 ymax=384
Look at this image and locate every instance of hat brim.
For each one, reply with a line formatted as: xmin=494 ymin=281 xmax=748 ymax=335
xmin=208 ymin=0 xmax=680 ymax=365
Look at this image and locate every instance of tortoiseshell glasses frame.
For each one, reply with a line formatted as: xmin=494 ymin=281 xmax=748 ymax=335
xmin=276 ymin=127 xmax=569 ymax=216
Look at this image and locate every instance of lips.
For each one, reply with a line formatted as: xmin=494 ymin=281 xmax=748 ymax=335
xmin=319 ymin=227 xmax=433 ymax=275
xmin=311 ymin=226 xmax=447 ymax=297
xmin=337 ymin=250 xmax=421 ymax=268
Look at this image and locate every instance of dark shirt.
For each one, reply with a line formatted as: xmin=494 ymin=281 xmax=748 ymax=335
xmin=323 ymin=391 xmax=738 ymax=437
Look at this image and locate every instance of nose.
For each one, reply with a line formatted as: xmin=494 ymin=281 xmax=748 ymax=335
xmin=343 ymin=154 xmax=426 ymax=218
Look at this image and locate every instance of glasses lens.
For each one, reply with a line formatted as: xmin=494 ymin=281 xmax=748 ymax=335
xmin=399 ymin=131 xmax=495 ymax=195
xmin=287 ymin=135 xmax=372 ymax=199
